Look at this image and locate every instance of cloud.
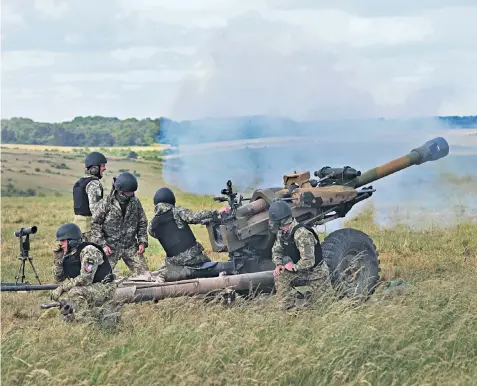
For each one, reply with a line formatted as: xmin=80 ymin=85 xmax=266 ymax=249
xmin=109 ymin=46 xmax=196 ymax=63
xmin=33 ymin=0 xmax=69 ymax=19
xmin=2 ymin=50 xmax=65 ymax=71
xmin=1 ymin=3 xmax=25 ymax=25
xmin=1 ymin=0 xmax=476 ymax=121
xmin=269 ymin=0 xmax=477 ymax=17
xmin=52 ymin=69 xmax=207 ymax=84
xmin=167 ymin=11 xmax=455 ymax=121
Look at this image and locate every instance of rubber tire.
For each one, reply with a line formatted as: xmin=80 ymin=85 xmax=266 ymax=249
xmin=321 ymin=228 xmax=380 ymax=299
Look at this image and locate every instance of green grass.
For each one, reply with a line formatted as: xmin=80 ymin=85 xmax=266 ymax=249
xmin=1 ymin=149 xmax=477 ymax=385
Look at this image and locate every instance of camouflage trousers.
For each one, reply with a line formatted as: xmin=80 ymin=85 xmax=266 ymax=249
xmin=59 ymin=283 xmax=121 ymax=329
xmin=107 ymin=244 xmax=150 ymax=276
xmin=274 ymin=263 xmax=330 ymax=311
xmin=153 ymin=250 xmax=211 ymax=282
xmin=82 ymin=232 xmax=91 ymax=242
xmin=67 ymin=282 xmax=117 ymax=310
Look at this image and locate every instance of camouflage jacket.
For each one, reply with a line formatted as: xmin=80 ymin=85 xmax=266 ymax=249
xmin=90 ymin=193 xmax=148 ymax=250
xmin=148 ymin=203 xmax=218 ymax=262
xmin=52 ymin=244 xmax=105 ymax=292
xmin=271 ymin=219 xmax=317 ymax=271
xmin=83 ymin=172 xmax=104 ymax=217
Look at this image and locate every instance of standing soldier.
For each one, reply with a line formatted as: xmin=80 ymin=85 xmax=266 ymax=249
xmin=268 ymin=200 xmax=329 ymax=311
xmin=51 ymin=223 xmax=117 ymax=322
xmin=73 ymin=151 xmax=108 ymax=241
xmin=148 ymin=187 xmax=228 ymax=282
xmin=91 ymin=172 xmax=151 ymax=279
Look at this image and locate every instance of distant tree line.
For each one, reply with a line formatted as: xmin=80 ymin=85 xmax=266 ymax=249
xmin=1 ymin=115 xmax=475 ymax=147
xmin=1 ymin=116 xmax=162 ymax=146
xmin=437 ymin=116 xmax=477 ymax=128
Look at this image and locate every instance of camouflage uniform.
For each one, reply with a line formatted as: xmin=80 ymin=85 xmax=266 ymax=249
xmin=272 ymin=219 xmax=329 ymax=310
xmin=90 ymin=192 xmax=150 ymax=275
xmin=73 ymin=171 xmax=103 ymax=241
xmin=149 ymin=202 xmax=218 ymax=281
xmin=51 ymin=244 xmax=117 ymax=318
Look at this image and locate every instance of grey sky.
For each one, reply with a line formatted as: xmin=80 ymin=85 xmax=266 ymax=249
xmin=1 ymin=0 xmax=476 ymax=122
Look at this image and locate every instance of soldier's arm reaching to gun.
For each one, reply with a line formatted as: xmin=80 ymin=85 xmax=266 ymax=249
xmin=271 ymin=236 xmax=287 ymax=276
xmin=136 ymin=200 xmax=148 ymax=254
xmin=176 ymin=206 xmax=222 ymax=224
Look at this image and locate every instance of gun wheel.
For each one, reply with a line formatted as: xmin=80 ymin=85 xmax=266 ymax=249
xmin=321 ymin=228 xmax=380 ymax=299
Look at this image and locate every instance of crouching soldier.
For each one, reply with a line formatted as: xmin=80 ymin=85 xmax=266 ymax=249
xmin=51 ymin=223 xmax=117 ymax=321
xmin=268 ymin=200 xmax=330 ymax=311
xmin=91 ymin=172 xmax=151 ymax=279
xmin=73 ymin=151 xmax=108 ymax=241
xmin=148 ymin=187 xmax=228 ymax=282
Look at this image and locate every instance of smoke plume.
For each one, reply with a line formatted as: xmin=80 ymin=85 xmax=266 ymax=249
xmin=159 ymin=11 xmax=477 ymax=229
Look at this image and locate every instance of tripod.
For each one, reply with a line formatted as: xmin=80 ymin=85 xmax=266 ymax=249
xmin=15 ymin=233 xmax=42 ymax=285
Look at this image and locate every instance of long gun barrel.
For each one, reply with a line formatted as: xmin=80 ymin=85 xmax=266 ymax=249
xmin=351 ymin=137 xmax=449 ymax=188
xmin=113 ymin=271 xmax=276 ymax=303
xmin=1 ymin=283 xmax=59 ymax=292
xmin=3 ymin=273 xmax=280 ymax=304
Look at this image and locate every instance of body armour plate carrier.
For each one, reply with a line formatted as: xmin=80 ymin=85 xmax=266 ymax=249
xmin=62 ymin=242 xmax=112 ymax=283
xmin=150 ymin=209 xmax=197 ymax=257
xmin=282 ymin=224 xmax=323 ymax=268
xmin=73 ymin=177 xmax=102 ymax=216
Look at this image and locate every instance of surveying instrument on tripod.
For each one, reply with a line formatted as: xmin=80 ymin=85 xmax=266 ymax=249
xmin=13 ymin=226 xmax=42 ymax=285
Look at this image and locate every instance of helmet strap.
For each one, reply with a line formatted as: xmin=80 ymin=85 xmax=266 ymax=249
xmin=67 ymin=238 xmax=82 ymax=252
xmin=87 ymin=165 xmax=101 ymax=178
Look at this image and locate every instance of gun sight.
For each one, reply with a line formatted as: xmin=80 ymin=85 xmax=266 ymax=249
xmin=14 ymin=226 xmax=38 ymax=237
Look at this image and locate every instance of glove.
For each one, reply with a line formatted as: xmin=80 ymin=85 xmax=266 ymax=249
xmin=60 ymin=301 xmax=75 ymax=316
xmin=51 ymin=286 xmax=65 ymax=301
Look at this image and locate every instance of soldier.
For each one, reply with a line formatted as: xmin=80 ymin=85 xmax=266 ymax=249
xmin=73 ymin=151 xmax=108 ymax=241
xmin=91 ymin=172 xmax=151 ymax=278
xmin=51 ymin=223 xmax=117 ymax=322
xmin=148 ymin=187 xmax=228 ymax=282
xmin=268 ymin=200 xmax=329 ymax=310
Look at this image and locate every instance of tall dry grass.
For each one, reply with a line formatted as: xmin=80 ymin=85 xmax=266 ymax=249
xmin=1 ymin=194 xmax=476 ymax=385
xmin=2 ymin=144 xmax=477 ymax=385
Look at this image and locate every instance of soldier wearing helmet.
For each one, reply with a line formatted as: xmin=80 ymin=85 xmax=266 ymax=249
xmin=72 ymin=151 xmax=108 ymax=241
xmin=51 ymin=223 xmax=116 ymax=321
xmin=268 ymin=200 xmax=329 ymax=310
xmin=90 ymin=172 xmax=151 ymax=279
xmin=148 ymin=187 xmax=229 ymax=282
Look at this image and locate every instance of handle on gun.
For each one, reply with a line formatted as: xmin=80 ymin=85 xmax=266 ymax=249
xmin=41 ymin=302 xmax=61 ymax=309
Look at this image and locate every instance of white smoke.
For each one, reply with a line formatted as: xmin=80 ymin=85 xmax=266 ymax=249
xmin=158 ymin=11 xmax=476 ymax=229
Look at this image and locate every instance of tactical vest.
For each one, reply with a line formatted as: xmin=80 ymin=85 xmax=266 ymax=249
xmin=73 ymin=177 xmax=103 ymax=216
xmin=282 ymin=224 xmax=323 ymax=268
xmin=62 ymin=242 xmax=112 ymax=283
xmin=150 ymin=209 xmax=197 ymax=257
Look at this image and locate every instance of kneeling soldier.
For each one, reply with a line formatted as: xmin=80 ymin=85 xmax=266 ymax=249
xmin=148 ymin=187 xmax=228 ymax=282
xmin=268 ymin=200 xmax=330 ymax=310
xmin=51 ymin=223 xmax=117 ymax=321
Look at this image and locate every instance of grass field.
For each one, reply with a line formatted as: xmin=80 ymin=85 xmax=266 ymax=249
xmin=1 ymin=146 xmax=477 ymax=385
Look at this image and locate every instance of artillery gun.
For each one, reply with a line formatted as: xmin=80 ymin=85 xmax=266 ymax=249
xmin=1 ymin=137 xmax=450 ymax=305
xmin=193 ymin=136 xmax=449 ymax=297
